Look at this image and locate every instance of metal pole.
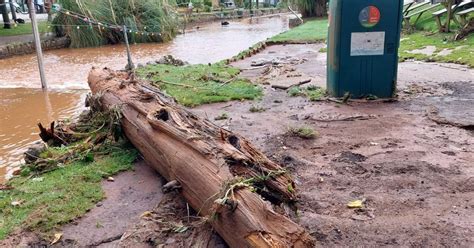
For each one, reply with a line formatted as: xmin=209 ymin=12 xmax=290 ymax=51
xmin=28 ymin=0 xmax=47 ymax=89
xmin=122 ymin=25 xmax=134 ymax=70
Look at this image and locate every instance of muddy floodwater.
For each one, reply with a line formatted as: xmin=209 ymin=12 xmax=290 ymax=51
xmin=0 ymin=15 xmax=290 ymax=182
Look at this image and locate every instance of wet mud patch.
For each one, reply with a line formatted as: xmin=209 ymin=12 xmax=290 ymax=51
xmin=191 ymin=44 xmax=474 ymax=246
xmin=403 ymin=81 xmax=474 ymax=130
xmin=118 ymin=192 xmax=227 ymax=248
xmin=60 ymin=161 xmax=164 ymax=247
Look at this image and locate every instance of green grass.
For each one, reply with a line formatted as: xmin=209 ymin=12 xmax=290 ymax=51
xmin=288 ymin=85 xmax=327 ymax=101
xmin=265 ymin=10 xmax=472 ymax=67
xmin=268 ymin=18 xmax=328 ymax=43
xmin=406 ymin=4 xmax=470 ymax=32
xmin=399 ymin=5 xmax=474 ymax=67
xmin=287 ymin=126 xmax=317 ymax=139
xmin=0 ymin=147 xmax=137 ymax=239
xmin=0 ymin=21 xmax=50 ymax=36
xmin=399 ymin=32 xmax=474 ymax=67
xmin=214 ymin=112 xmax=229 ymax=120
xmin=137 ymin=63 xmax=262 ymax=107
xmin=249 ymin=105 xmax=266 ymax=113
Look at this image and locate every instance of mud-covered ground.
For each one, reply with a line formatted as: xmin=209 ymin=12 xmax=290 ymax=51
xmin=4 ymin=44 xmax=472 ymax=247
xmin=191 ymin=44 xmax=474 ymax=246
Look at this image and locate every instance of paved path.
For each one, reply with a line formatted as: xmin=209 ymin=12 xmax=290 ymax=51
xmin=0 ymin=32 xmax=54 ymax=46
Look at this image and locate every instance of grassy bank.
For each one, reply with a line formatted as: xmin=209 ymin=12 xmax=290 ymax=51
xmin=268 ymin=18 xmax=328 ymax=43
xmin=399 ymin=32 xmax=474 ymax=67
xmin=398 ymin=5 xmax=474 ymax=67
xmin=0 ymin=21 xmax=50 ymax=36
xmin=0 ymin=108 xmax=138 ymax=240
xmin=0 ymin=146 xmax=136 ymax=239
xmin=270 ymin=15 xmax=472 ymax=67
xmin=137 ymin=63 xmax=262 ymax=107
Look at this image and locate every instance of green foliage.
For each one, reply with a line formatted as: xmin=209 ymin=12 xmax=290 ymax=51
xmin=288 ymin=86 xmax=304 ymax=97
xmin=398 ymin=5 xmax=474 ymax=67
xmin=405 ymin=4 xmax=458 ymax=33
xmin=214 ymin=112 xmax=229 ymax=120
xmin=0 ymin=103 xmax=139 ymax=239
xmin=306 ymin=86 xmax=326 ymax=101
xmin=293 ymin=0 xmax=316 ymax=17
xmin=0 ymin=147 xmax=137 ymax=239
xmin=399 ymin=32 xmax=474 ymax=67
xmin=287 ymin=126 xmax=317 ymax=139
xmin=288 ymin=85 xmax=327 ymax=101
xmin=269 ymin=19 xmax=328 ymax=43
xmin=53 ymin=0 xmax=179 ymax=48
xmin=0 ymin=21 xmax=50 ymax=37
xmin=249 ymin=105 xmax=266 ymax=113
xmin=231 ymin=42 xmax=266 ymax=61
xmin=137 ymin=63 xmax=262 ymax=107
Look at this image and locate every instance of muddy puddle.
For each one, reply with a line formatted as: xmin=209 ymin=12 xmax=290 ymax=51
xmin=0 ymin=15 xmax=290 ymax=182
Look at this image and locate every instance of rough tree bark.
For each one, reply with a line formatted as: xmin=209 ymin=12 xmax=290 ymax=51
xmin=314 ymin=0 xmax=327 ymax=17
xmin=88 ymin=68 xmax=315 ymax=248
xmin=299 ymin=0 xmax=327 ymax=18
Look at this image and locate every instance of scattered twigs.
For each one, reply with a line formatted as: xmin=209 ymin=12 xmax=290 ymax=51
xmin=240 ymin=64 xmax=271 ymax=70
xmin=157 ymin=79 xmax=195 ymax=88
xmin=271 ymin=79 xmax=311 ymax=90
xmin=0 ymin=184 xmax=14 ymax=190
xmin=218 ymin=76 xmax=237 ymax=87
xmin=311 ymin=114 xmax=377 ymax=122
xmin=38 ymin=122 xmax=68 ymax=146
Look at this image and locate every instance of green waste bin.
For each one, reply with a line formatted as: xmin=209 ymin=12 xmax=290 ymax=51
xmin=327 ymin=0 xmax=403 ymax=98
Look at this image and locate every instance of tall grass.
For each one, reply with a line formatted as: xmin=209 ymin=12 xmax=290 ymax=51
xmin=53 ymin=0 xmax=179 ymax=48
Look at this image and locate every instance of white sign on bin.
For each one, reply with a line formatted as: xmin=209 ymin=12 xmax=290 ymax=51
xmin=350 ymin=32 xmax=385 ymax=56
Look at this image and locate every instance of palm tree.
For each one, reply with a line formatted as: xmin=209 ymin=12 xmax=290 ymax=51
xmin=295 ymin=0 xmax=327 ymax=18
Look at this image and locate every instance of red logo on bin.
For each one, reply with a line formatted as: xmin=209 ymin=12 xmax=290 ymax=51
xmin=359 ymin=6 xmax=381 ymax=28
xmin=368 ymin=6 xmax=380 ymax=24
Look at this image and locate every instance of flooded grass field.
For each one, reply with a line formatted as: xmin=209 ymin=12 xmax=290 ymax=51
xmin=0 ymin=15 xmax=290 ymax=181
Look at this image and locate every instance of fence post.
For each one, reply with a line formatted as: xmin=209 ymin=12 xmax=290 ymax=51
xmin=122 ymin=25 xmax=134 ymax=70
xmin=28 ymin=0 xmax=47 ymax=89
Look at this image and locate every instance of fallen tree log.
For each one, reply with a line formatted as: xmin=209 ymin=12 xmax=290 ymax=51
xmin=88 ymin=68 xmax=314 ymax=248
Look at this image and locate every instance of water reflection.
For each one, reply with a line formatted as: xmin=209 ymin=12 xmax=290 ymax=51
xmin=0 ymin=89 xmax=87 ymax=182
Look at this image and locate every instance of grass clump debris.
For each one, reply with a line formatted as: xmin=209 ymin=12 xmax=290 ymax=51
xmin=288 ymin=85 xmax=327 ymax=101
xmin=249 ymin=105 xmax=266 ymax=113
xmin=287 ymin=126 xmax=318 ymax=139
xmin=214 ymin=113 xmax=229 ymax=120
xmin=0 ymin=102 xmax=138 ymax=240
xmin=138 ymin=63 xmax=262 ymax=107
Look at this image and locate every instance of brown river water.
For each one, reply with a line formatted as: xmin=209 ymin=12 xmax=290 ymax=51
xmin=0 ymin=15 xmax=290 ymax=182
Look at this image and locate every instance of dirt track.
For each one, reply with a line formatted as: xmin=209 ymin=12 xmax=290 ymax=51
xmin=4 ymin=44 xmax=472 ymax=247
xmin=192 ymin=44 xmax=474 ymax=246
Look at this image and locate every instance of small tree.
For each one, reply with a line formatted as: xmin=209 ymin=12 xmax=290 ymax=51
xmin=439 ymin=0 xmax=462 ymax=32
xmin=295 ymin=0 xmax=327 ymax=18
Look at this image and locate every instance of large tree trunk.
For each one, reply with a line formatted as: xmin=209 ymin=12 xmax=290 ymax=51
xmin=1 ymin=0 xmax=11 ymax=29
xmin=299 ymin=0 xmax=327 ymax=18
xmin=87 ymin=68 xmax=315 ymax=248
xmin=315 ymin=0 xmax=327 ymax=17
